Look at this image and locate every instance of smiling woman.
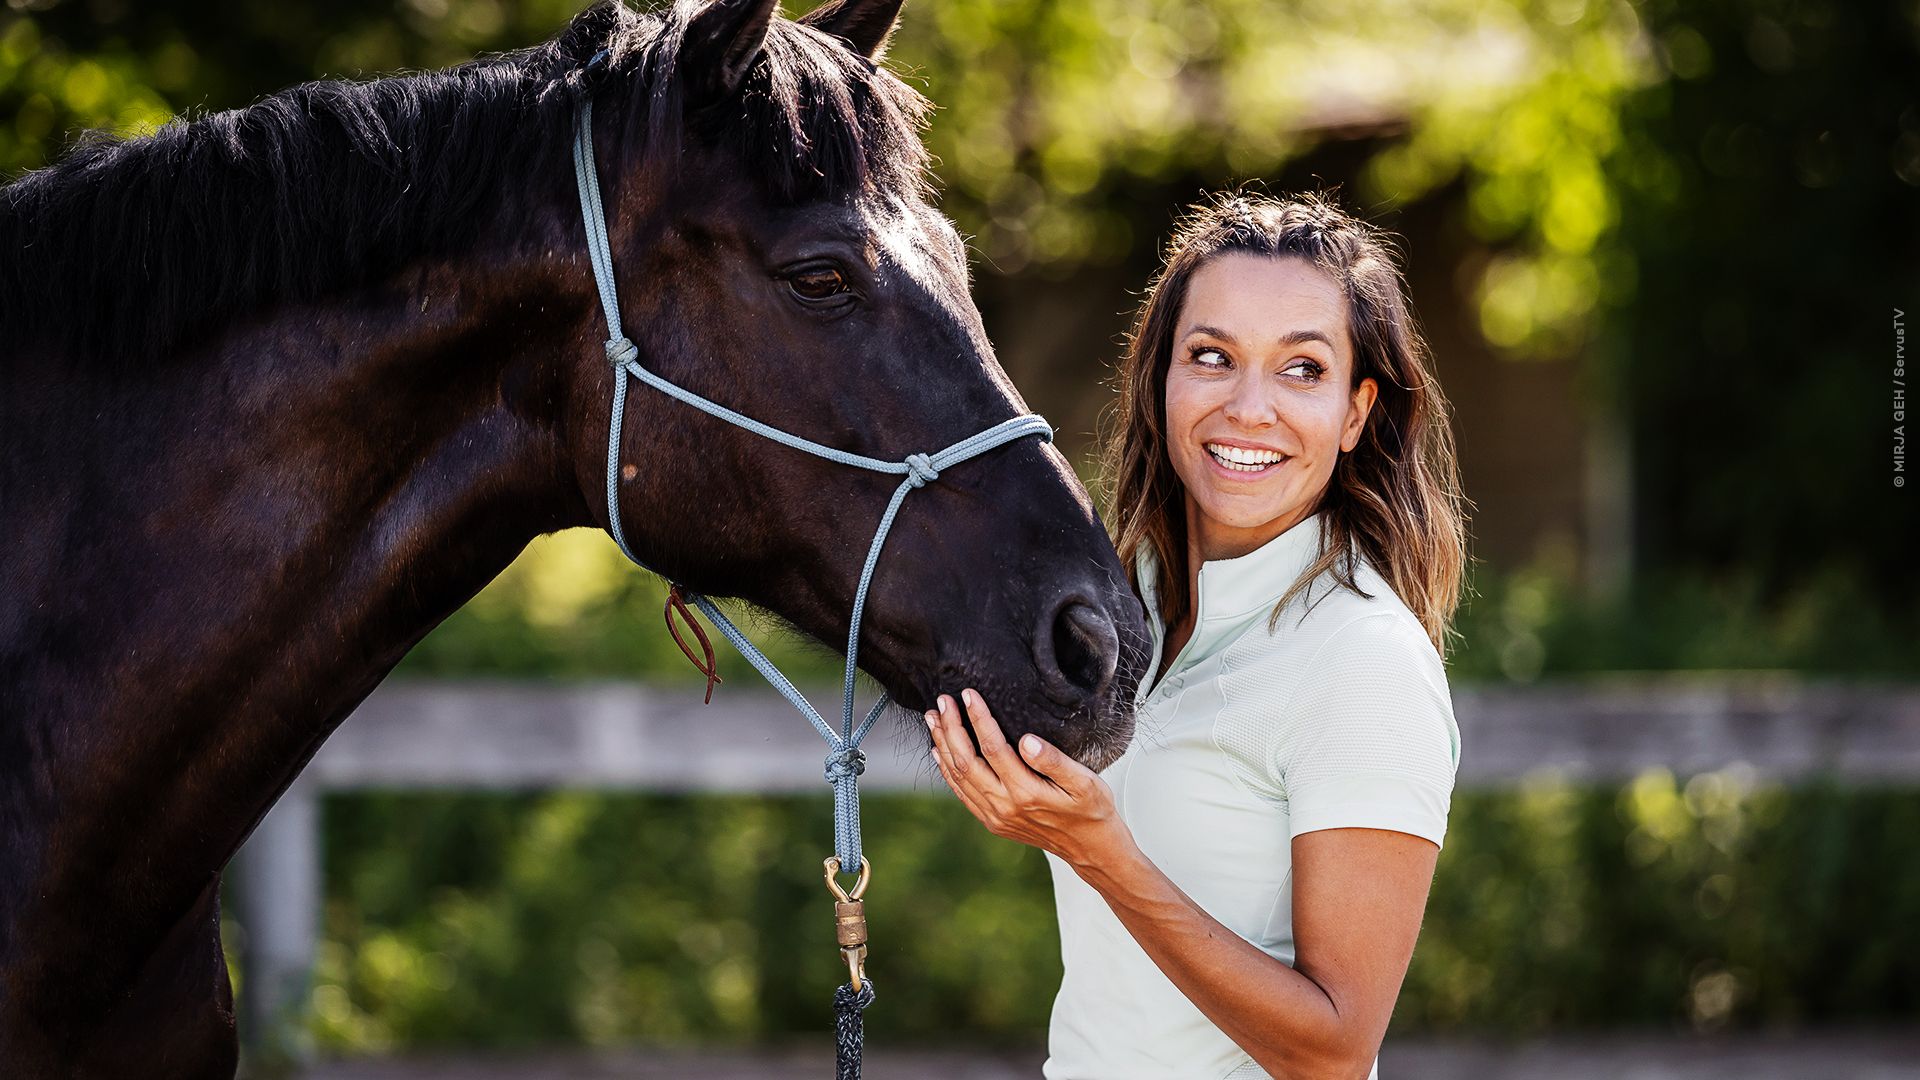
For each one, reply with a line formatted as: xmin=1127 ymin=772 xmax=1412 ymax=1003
xmin=924 ymin=189 xmax=1468 ymax=1079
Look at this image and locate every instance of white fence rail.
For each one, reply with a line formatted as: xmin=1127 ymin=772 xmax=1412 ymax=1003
xmin=234 ymin=676 xmax=1920 ymax=1062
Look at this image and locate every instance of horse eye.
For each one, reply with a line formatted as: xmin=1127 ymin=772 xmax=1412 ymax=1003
xmin=789 ymin=267 xmax=849 ymax=302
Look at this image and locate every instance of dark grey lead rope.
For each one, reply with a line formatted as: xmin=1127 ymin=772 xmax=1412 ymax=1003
xmin=834 ymin=979 xmax=877 ymax=1080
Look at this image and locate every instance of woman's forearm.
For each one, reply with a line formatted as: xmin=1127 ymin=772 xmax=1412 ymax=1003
xmin=1072 ymin=837 xmax=1368 ymax=1080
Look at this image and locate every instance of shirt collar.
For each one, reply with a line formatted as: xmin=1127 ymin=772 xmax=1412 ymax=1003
xmin=1136 ymin=510 xmax=1329 ymax=627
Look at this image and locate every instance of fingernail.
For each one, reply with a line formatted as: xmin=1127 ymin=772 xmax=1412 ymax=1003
xmin=1021 ymin=735 xmax=1040 ymax=755
xmin=963 ymin=688 xmax=978 ymax=707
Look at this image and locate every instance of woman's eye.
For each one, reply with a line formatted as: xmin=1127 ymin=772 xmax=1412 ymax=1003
xmin=1192 ymin=347 xmax=1229 ymax=368
xmin=788 ymin=267 xmax=850 ymax=302
xmin=1282 ymin=359 xmax=1325 ymax=381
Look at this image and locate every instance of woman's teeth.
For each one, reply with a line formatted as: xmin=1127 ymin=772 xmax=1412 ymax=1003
xmin=1205 ymin=442 xmax=1287 ymax=472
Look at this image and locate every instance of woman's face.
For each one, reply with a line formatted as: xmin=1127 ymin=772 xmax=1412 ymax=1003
xmin=1164 ymin=252 xmax=1377 ymax=561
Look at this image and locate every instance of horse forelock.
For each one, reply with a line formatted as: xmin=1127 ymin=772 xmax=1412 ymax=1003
xmin=607 ymin=1 xmax=933 ymax=205
xmin=0 ymin=0 xmax=935 ymax=370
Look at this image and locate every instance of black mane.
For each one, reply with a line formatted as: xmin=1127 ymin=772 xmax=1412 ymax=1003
xmin=0 ymin=0 xmax=932 ymax=367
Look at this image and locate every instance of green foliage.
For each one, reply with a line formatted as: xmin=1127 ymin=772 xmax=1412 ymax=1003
xmin=9 ymin=0 xmax=1913 ymax=653
xmin=1446 ymin=541 xmax=1920 ymax=680
xmin=305 ymin=789 xmax=1066 ymax=1050
xmin=1407 ymin=772 xmax=1920 ymax=1032
xmin=1596 ymin=0 xmax=1920 ymax=608
xmin=0 ymin=0 xmax=1686 ymax=343
xmin=0 ymin=16 xmax=169 ymax=174
xmin=880 ymin=0 xmax=1657 ymax=300
xmin=288 ymin=774 xmax=1919 ymax=1051
xmin=393 ymin=528 xmax=851 ymax=685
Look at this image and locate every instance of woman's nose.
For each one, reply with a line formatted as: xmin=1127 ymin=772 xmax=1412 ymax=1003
xmin=1220 ymin=368 xmax=1279 ymax=428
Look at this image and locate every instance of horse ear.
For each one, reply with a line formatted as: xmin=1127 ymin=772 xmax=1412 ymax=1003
xmin=682 ymin=0 xmax=780 ymax=104
xmin=798 ymin=0 xmax=906 ymax=60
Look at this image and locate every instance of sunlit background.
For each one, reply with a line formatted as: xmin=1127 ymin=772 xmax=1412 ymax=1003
xmin=6 ymin=0 xmax=1916 ymax=1074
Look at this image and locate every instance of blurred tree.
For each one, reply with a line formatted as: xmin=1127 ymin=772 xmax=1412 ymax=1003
xmin=1594 ymin=0 xmax=1919 ymax=614
xmin=6 ymin=0 xmax=1915 ymax=669
xmin=0 ymin=12 xmax=167 ymax=173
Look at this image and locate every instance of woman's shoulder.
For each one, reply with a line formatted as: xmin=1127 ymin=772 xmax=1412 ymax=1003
xmin=1212 ymin=552 xmax=1461 ymax=821
xmin=1212 ymin=549 xmax=1457 ymax=782
xmin=1229 ymin=546 xmax=1441 ymax=673
xmin=1222 ymin=598 xmax=1451 ymax=733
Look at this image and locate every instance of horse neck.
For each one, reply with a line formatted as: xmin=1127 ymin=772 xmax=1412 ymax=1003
xmin=0 ymin=231 xmax=597 ymax=920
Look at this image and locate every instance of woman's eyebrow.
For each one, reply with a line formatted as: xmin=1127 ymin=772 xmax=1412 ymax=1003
xmin=1184 ymin=323 xmax=1336 ymax=350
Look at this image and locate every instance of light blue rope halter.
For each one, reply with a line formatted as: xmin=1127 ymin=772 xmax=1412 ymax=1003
xmin=571 ymin=96 xmax=1054 ymax=877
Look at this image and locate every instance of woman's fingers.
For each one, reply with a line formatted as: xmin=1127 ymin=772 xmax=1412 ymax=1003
xmin=926 ymin=698 xmax=1119 ymax=859
xmin=1014 ymin=731 xmax=1094 ymax=798
xmin=959 ymin=688 xmax=1027 ymax=782
xmin=926 ymin=710 xmax=999 ymax=824
xmin=925 ymin=706 xmax=970 ymax=790
xmin=934 ymin=692 xmax=1005 ymax=793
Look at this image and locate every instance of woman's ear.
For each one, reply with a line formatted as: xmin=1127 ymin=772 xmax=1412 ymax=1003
xmin=1342 ymin=377 xmax=1379 ymax=453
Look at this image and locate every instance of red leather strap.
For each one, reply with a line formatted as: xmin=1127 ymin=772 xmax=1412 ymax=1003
xmin=665 ymin=585 xmax=723 ymax=704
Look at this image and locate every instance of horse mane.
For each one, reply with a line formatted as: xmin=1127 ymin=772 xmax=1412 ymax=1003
xmin=0 ymin=0 xmax=933 ymax=368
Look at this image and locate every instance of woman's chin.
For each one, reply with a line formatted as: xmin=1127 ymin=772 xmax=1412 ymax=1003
xmin=1192 ymin=492 xmax=1295 ymax=531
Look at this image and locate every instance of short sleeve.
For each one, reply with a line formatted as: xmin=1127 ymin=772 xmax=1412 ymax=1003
xmin=1272 ymin=613 xmax=1461 ymax=849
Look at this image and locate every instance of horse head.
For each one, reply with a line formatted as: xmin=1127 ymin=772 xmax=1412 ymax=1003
xmin=562 ymin=0 xmax=1147 ymax=768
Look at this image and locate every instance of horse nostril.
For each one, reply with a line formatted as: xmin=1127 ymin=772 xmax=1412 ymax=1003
xmin=1042 ymin=599 xmax=1120 ymax=701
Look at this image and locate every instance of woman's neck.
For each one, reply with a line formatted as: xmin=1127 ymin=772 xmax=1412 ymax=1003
xmin=1180 ymin=496 xmax=1314 ymax=609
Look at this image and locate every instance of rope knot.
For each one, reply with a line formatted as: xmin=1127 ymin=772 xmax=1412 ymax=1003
xmin=904 ymin=453 xmax=939 ymax=489
xmin=604 ymin=336 xmax=639 ymax=368
xmin=824 ymin=746 xmax=867 ymax=785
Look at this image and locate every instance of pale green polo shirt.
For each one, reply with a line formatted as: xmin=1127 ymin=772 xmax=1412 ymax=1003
xmin=1041 ymin=511 xmax=1462 ymax=1080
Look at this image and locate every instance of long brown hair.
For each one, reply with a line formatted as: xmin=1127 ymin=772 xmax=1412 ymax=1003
xmin=1097 ymin=189 xmax=1470 ymax=658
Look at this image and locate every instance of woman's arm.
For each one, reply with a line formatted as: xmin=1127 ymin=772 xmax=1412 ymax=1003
xmin=925 ymin=690 xmax=1437 ymax=1080
xmin=1079 ymin=821 xmax=1437 ymax=1080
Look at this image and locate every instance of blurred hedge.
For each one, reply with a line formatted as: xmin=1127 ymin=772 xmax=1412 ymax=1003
xmin=258 ymin=771 xmax=1918 ymax=1053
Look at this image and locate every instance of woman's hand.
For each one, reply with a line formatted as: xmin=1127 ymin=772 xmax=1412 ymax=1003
xmin=924 ymin=688 xmax=1134 ymax=871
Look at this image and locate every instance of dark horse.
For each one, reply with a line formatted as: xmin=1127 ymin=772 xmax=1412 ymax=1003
xmin=0 ymin=0 xmax=1148 ymax=1073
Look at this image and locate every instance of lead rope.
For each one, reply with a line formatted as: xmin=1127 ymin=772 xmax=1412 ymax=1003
xmin=834 ymin=980 xmax=877 ymax=1079
xmin=571 ymin=92 xmax=1053 ymax=1075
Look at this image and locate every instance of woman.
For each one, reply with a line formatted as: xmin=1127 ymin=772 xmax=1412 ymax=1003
xmin=924 ymin=190 xmax=1467 ymax=1079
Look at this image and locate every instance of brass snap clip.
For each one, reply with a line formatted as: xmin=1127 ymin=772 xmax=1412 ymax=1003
xmin=824 ymin=855 xmax=872 ymax=992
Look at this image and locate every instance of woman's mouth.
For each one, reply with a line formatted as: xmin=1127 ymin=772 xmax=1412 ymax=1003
xmin=1204 ymin=441 xmax=1289 ymax=476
